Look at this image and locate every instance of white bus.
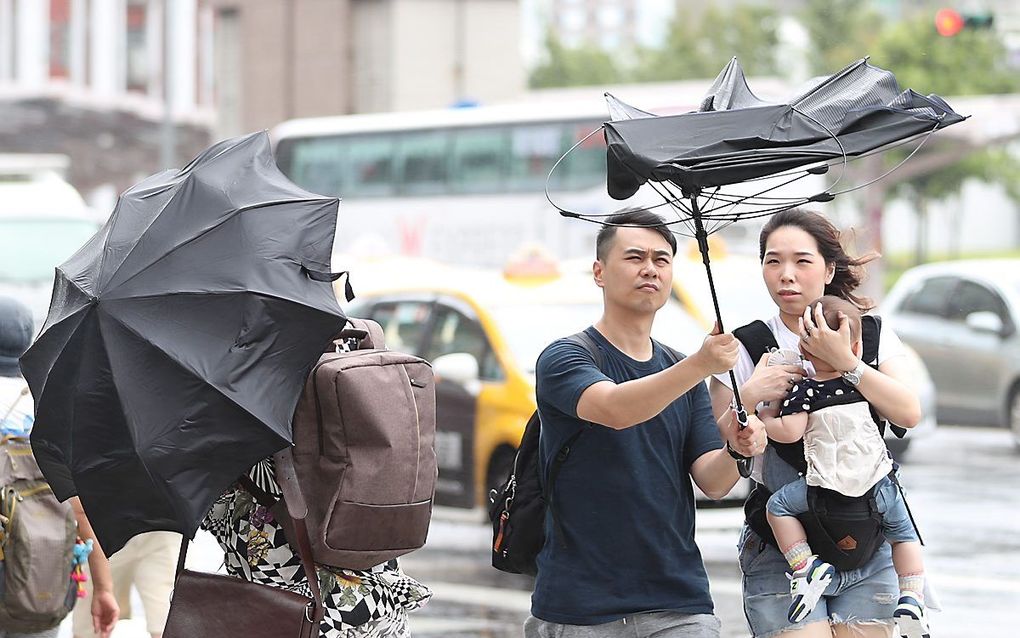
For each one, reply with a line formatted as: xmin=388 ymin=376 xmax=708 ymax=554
xmin=270 ymin=84 xmax=742 ymax=268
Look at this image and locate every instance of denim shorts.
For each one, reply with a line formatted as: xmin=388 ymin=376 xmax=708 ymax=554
xmin=766 ymin=475 xmax=918 ymax=544
xmin=738 ymin=525 xmax=898 ymax=637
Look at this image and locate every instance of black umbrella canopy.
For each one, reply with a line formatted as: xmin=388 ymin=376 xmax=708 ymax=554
xmin=20 ymin=131 xmax=347 ymax=553
xmin=604 ymin=58 xmax=966 ymax=199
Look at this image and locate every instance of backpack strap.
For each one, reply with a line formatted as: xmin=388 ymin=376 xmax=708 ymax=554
xmin=655 ymin=341 xmax=686 ymax=365
xmin=732 ymin=321 xmax=808 ymax=474
xmin=337 ymin=317 xmax=385 ymax=351
xmin=543 ymin=330 xmax=604 ymax=547
xmin=861 ymin=315 xmax=881 ymax=367
xmin=564 ymin=329 xmax=605 ymax=370
xmin=733 ymin=320 xmax=778 ymax=367
xmin=861 ymin=316 xmax=907 ymax=439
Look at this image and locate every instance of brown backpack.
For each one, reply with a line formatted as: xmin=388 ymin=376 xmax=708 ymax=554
xmin=280 ymin=318 xmax=437 ymax=570
xmin=0 ymin=435 xmax=78 ymax=633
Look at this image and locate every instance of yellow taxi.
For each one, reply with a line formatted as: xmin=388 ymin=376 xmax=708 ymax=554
xmin=338 ymin=249 xmax=708 ymax=509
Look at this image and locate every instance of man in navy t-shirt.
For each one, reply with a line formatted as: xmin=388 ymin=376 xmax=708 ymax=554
xmin=526 ymin=209 xmax=767 ymax=638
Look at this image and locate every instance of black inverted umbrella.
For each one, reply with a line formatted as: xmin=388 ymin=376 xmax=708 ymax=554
xmin=20 ymin=131 xmax=348 ymax=554
xmin=603 ymin=57 xmax=966 ymax=199
xmin=549 ymin=58 xmax=964 ymax=463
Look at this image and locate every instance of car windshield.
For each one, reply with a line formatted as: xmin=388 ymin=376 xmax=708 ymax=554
xmin=0 ymin=219 xmax=98 ymax=283
xmin=489 ymin=299 xmax=706 ymax=375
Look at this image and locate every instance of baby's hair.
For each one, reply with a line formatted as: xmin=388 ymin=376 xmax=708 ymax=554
xmin=809 ymin=295 xmax=862 ymax=343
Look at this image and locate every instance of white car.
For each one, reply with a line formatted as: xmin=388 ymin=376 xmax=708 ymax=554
xmin=883 ymin=259 xmax=1020 ymax=447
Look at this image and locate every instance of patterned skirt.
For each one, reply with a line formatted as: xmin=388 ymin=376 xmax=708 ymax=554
xmin=200 ymin=460 xmax=432 ymax=638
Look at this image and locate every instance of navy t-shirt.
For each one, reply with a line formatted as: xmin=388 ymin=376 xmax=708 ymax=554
xmin=531 ymin=327 xmax=723 ymax=625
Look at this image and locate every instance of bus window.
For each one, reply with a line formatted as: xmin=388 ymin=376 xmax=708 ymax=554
xmin=450 ymin=126 xmax=508 ymax=194
xmin=560 ymin=121 xmax=606 ymax=190
xmin=346 ymin=134 xmax=397 ymax=197
xmin=288 ymin=136 xmax=345 ymax=197
xmin=398 ymin=130 xmax=450 ymax=195
xmin=509 ymin=124 xmax=563 ymax=192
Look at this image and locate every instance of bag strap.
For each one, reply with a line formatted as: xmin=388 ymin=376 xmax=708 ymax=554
xmin=337 ymin=317 xmax=385 ymax=351
xmin=886 ymin=468 xmax=924 ymax=546
xmin=861 ymin=315 xmax=907 ymax=439
xmin=176 ymin=451 xmax=325 ymax=623
xmin=657 ymin=341 xmax=686 ymax=365
xmin=565 ymin=329 xmax=605 ymax=370
xmin=544 ymin=330 xmax=603 ymax=547
xmin=733 ymin=320 xmax=778 ymax=366
xmin=272 ymin=448 xmax=325 ymax=621
xmin=732 ymin=320 xmax=809 ymax=472
xmin=861 ymin=315 xmax=881 ymax=367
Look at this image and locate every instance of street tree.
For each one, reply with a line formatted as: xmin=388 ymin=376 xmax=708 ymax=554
xmin=633 ymin=4 xmax=780 ymax=82
xmin=529 ymin=31 xmax=621 ymax=89
xmin=800 ymin=0 xmax=883 ymax=76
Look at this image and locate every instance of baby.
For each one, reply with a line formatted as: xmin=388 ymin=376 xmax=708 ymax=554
xmin=758 ymin=296 xmax=929 ymax=638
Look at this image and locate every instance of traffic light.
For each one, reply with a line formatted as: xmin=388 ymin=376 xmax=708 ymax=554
xmin=935 ymin=8 xmax=995 ymax=37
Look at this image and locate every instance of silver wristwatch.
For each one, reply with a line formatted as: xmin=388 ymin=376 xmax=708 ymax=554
xmin=841 ymin=359 xmax=866 ymax=386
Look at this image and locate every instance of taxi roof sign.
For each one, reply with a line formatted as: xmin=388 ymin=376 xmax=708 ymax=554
xmin=503 ymin=243 xmax=560 ymax=283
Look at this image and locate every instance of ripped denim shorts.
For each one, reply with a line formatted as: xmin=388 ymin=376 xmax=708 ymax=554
xmin=737 ymin=524 xmax=899 ymax=637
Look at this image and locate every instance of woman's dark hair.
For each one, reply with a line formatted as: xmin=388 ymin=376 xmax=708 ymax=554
xmin=596 ymin=208 xmax=677 ymax=261
xmin=759 ymin=208 xmax=878 ymax=311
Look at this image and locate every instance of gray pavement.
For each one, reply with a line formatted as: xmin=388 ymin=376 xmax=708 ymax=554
xmin=60 ymin=424 xmax=1020 ymax=637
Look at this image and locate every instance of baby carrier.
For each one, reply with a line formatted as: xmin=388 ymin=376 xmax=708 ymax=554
xmin=735 ymin=316 xmax=917 ymax=572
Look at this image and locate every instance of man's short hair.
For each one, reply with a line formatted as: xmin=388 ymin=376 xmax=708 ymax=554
xmin=809 ymin=295 xmax=862 ymax=343
xmin=595 ymin=208 xmax=677 ymax=261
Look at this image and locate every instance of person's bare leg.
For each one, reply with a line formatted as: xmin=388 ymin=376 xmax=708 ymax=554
xmin=768 ymin=511 xmax=812 ymax=557
xmin=775 ymin=620 xmax=837 ymax=637
xmin=890 ymin=540 xmax=929 ymax=637
xmin=769 ymin=511 xmax=837 ymax=624
xmin=831 ymin=620 xmax=895 ymax=637
xmin=890 ymin=541 xmax=924 ymax=586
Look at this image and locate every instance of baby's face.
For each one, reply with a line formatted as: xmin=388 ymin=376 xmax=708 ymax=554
xmin=800 ymin=346 xmax=835 ymax=373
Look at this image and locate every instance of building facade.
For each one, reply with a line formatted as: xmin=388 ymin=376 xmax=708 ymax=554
xmin=1 ymin=0 xmax=526 ymax=199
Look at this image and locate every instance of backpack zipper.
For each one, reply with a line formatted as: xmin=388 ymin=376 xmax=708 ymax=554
xmin=398 ymin=364 xmax=422 ymax=501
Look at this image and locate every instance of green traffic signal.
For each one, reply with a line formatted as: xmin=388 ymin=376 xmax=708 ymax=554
xmin=963 ymin=12 xmax=994 ymax=29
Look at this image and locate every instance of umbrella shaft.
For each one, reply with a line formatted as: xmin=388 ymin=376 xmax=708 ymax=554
xmin=689 ymin=197 xmax=748 ymax=432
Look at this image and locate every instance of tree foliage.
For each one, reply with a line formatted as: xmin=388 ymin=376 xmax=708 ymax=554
xmin=529 ymin=31 xmax=621 ymax=89
xmin=799 ymin=0 xmax=883 ymax=76
xmin=633 ymin=5 xmax=780 ymax=82
xmin=528 ymin=4 xmax=780 ymax=88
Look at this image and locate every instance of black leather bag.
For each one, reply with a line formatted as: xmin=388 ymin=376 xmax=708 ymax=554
xmin=163 ymin=451 xmax=323 ymax=638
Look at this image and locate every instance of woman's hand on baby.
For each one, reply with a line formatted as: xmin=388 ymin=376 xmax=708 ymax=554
xmin=800 ymin=303 xmax=858 ymax=371
xmin=742 ymin=353 xmax=806 ymax=408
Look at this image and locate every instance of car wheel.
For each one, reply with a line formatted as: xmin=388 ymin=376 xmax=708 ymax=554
xmin=1009 ymin=386 xmax=1020 ymax=450
xmin=486 ymin=445 xmax=517 ymax=502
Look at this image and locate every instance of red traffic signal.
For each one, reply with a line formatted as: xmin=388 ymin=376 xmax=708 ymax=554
xmin=935 ymin=8 xmax=964 ymax=36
